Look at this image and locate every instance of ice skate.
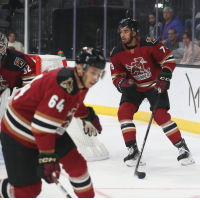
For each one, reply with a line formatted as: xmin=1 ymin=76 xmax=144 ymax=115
xmin=124 ymin=145 xmax=146 ymax=167
xmin=175 ymin=139 xmax=195 ymax=166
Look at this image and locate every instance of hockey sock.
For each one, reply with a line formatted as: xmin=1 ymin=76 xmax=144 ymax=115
xmin=118 ymin=102 xmax=138 ymax=146
xmin=0 ymin=179 xmax=42 ymax=198
xmin=154 ymin=108 xmax=181 ymax=144
xmin=0 ymin=179 xmax=14 ymax=198
xmin=69 ymin=170 xmax=94 ymax=198
xmin=60 ymin=148 xmax=94 ymax=198
xmin=14 ymin=181 xmax=42 ymax=198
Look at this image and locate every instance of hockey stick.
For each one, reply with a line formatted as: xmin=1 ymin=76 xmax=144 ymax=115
xmin=134 ymin=88 xmax=161 ymax=179
xmin=51 ymin=172 xmax=71 ymax=198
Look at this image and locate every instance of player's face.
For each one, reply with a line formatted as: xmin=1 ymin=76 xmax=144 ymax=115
xmin=120 ymin=27 xmax=132 ymax=44
xmin=149 ymin=14 xmax=155 ymax=25
xmin=8 ymin=33 xmax=15 ymax=43
xmin=82 ymin=66 xmax=102 ymax=88
xmin=182 ymin=34 xmax=190 ymax=46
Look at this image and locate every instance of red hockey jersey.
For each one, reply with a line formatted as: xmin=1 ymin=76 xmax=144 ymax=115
xmin=110 ymin=37 xmax=176 ymax=92
xmin=0 ymin=49 xmax=36 ymax=95
xmin=1 ymin=67 xmax=89 ymax=153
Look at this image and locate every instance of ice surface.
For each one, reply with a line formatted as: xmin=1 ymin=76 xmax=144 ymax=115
xmin=0 ymin=115 xmax=200 ymax=198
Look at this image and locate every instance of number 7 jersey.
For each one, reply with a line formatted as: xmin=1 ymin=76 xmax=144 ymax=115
xmin=1 ymin=67 xmax=90 ymax=153
xmin=110 ymin=37 xmax=176 ymax=92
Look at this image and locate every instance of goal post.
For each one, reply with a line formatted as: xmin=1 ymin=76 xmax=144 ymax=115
xmin=29 ymin=54 xmax=109 ymax=161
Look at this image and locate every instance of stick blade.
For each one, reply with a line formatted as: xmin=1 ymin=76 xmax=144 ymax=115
xmin=134 ymin=171 xmax=146 ymax=179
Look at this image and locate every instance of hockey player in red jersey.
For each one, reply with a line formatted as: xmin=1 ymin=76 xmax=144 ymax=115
xmin=110 ymin=18 xmax=194 ymax=167
xmin=0 ymin=47 xmax=106 ymax=198
xmin=0 ymin=32 xmax=36 ymax=123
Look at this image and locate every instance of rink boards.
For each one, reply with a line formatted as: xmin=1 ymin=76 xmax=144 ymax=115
xmin=74 ymin=62 xmax=200 ymax=135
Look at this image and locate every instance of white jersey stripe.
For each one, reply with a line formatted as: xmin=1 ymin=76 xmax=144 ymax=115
xmin=5 ymin=112 xmax=35 ymax=141
xmin=8 ymin=106 xmax=31 ymax=131
xmin=22 ymin=76 xmax=35 ymax=80
xmin=138 ymin=82 xmax=156 ymax=88
xmin=31 ymin=122 xmax=56 ymax=134
xmin=34 ymin=114 xmax=61 ymax=127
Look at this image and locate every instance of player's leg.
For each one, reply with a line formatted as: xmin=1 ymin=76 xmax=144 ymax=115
xmin=0 ymin=87 xmax=20 ymax=165
xmin=56 ymin=132 xmax=94 ymax=198
xmin=118 ymin=92 xmax=145 ymax=167
xmin=154 ymin=108 xmax=194 ymax=165
xmin=0 ymin=179 xmax=42 ymax=198
xmin=0 ymin=131 xmax=42 ymax=198
xmin=146 ymin=89 xmax=195 ymax=165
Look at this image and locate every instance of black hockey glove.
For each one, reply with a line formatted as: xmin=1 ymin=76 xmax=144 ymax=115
xmin=155 ymin=69 xmax=172 ymax=93
xmin=117 ymin=79 xmax=137 ymax=96
xmin=81 ymin=107 xmax=102 ymax=136
xmin=37 ymin=153 xmax=60 ymax=184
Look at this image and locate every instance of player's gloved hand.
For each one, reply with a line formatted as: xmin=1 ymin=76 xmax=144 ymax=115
xmin=37 ymin=153 xmax=60 ymax=184
xmin=7 ymin=87 xmax=20 ymax=105
xmin=81 ymin=107 xmax=102 ymax=136
xmin=155 ymin=69 xmax=172 ymax=93
xmin=117 ymin=79 xmax=137 ymax=96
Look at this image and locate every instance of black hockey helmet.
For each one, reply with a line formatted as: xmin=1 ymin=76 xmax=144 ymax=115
xmin=118 ymin=18 xmax=139 ymax=34
xmin=76 ymin=47 xmax=106 ymax=71
xmin=0 ymin=32 xmax=8 ymax=60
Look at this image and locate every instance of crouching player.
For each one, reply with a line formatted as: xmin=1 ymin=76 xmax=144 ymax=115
xmin=0 ymin=47 xmax=105 ymax=198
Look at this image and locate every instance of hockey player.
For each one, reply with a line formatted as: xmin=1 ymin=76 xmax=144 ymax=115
xmin=0 ymin=47 xmax=106 ymax=198
xmin=110 ymin=18 xmax=195 ymax=167
xmin=0 ymin=32 xmax=36 ymax=124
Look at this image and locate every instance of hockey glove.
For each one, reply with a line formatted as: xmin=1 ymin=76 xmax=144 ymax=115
xmin=155 ymin=69 xmax=172 ymax=93
xmin=81 ymin=107 xmax=102 ymax=136
xmin=117 ymin=79 xmax=137 ymax=96
xmin=37 ymin=153 xmax=60 ymax=184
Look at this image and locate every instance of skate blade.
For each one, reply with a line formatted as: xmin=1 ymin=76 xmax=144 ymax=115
xmin=125 ymin=159 xmax=146 ymax=167
xmin=180 ymin=156 xmax=195 ymax=166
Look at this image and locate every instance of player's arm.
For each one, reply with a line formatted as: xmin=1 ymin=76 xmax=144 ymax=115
xmin=152 ymin=41 xmax=176 ymax=93
xmin=21 ymin=54 xmax=36 ymax=86
xmin=32 ymin=94 xmax=67 ymax=183
xmin=110 ymin=54 xmax=127 ymax=88
xmin=110 ymin=50 xmax=137 ymax=96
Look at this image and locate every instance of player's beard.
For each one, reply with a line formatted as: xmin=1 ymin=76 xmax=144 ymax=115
xmin=122 ymin=35 xmax=134 ymax=45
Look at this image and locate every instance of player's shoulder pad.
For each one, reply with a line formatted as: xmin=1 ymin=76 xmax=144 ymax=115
xmin=140 ymin=36 xmax=159 ymax=47
xmin=7 ymin=49 xmax=27 ymax=69
xmin=57 ymin=67 xmax=79 ymax=95
xmin=110 ymin=43 xmax=124 ymax=58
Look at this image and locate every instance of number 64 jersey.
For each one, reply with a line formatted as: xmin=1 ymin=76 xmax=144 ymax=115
xmin=110 ymin=37 xmax=176 ymax=92
xmin=1 ymin=67 xmax=90 ymax=153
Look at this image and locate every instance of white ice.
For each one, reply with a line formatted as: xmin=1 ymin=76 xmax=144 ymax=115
xmin=0 ymin=115 xmax=200 ymax=198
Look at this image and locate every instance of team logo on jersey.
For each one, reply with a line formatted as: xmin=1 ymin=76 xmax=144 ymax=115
xmin=56 ymin=106 xmax=78 ymax=135
xmin=14 ymin=57 xmax=26 ymax=68
xmin=60 ymin=77 xmax=73 ymax=93
xmin=0 ymin=75 xmax=8 ymax=91
xmin=146 ymin=37 xmax=157 ymax=44
xmin=125 ymin=57 xmax=152 ymax=81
